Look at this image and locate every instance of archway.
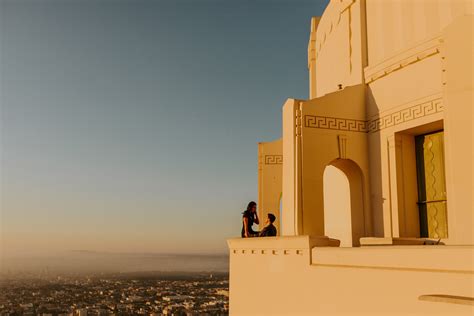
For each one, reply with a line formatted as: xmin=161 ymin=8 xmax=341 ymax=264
xmin=323 ymin=159 xmax=365 ymax=246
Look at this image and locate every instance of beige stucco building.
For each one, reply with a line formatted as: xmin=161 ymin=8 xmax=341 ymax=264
xmin=228 ymin=0 xmax=473 ymax=315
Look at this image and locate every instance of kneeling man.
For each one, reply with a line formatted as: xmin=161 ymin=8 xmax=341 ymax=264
xmin=259 ymin=213 xmax=277 ymax=237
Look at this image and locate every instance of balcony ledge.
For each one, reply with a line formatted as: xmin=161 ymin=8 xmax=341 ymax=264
xmin=311 ymin=245 xmax=474 ymax=274
xmin=227 ymin=235 xmax=340 ymax=252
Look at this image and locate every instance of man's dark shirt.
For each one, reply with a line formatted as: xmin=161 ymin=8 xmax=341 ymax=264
xmin=259 ymin=223 xmax=277 ymax=237
xmin=241 ymin=210 xmax=258 ymax=237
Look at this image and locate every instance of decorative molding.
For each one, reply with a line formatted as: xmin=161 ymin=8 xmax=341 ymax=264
xmin=264 ymin=155 xmax=283 ymax=165
xmin=304 ymin=98 xmax=444 ymax=134
xmin=364 ymin=36 xmax=442 ymax=84
xmin=367 ymin=98 xmax=444 ymax=133
xmin=315 ymin=0 xmax=356 ymax=57
xmin=296 ymin=108 xmax=303 ymax=137
xmin=305 ymin=115 xmax=368 ymax=132
xmin=338 ymin=135 xmax=348 ymax=159
xmin=231 ymin=249 xmax=304 ymax=256
xmin=347 ymin=4 xmax=353 ymax=74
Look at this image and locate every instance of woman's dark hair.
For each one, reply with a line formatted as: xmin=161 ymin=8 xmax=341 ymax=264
xmin=246 ymin=201 xmax=257 ymax=211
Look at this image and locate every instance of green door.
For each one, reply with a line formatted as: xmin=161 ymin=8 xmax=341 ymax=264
xmin=415 ymin=131 xmax=448 ymax=239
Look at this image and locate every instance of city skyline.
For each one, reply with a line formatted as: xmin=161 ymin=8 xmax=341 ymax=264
xmin=1 ymin=0 xmax=328 ymax=261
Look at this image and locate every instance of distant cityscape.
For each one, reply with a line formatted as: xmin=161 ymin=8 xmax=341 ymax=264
xmin=0 ymin=271 xmax=229 ymax=315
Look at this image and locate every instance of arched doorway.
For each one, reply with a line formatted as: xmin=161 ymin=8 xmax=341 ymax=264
xmin=323 ymin=159 xmax=365 ymax=246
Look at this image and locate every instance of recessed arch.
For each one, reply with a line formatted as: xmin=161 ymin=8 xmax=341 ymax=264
xmin=323 ymin=159 xmax=365 ymax=246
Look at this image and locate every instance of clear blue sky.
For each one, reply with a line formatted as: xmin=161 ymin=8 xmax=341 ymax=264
xmin=1 ymin=0 xmax=328 ymax=256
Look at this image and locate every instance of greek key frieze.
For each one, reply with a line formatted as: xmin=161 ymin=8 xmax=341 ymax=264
xmin=264 ymin=155 xmax=283 ymax=165
xmin=303 ymin=98 xmax=443 ymax=134
xmin=367 ymin=99 xmax=444 ymax=133
xmin=305 ymin=115 xmax=368 ymax=132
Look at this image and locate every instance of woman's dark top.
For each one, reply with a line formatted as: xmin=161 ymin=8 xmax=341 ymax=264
xmin=241 ymin=210 xmax=257 ymax=237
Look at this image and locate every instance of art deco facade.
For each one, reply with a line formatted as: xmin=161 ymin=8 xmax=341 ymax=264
xmin=228 ymin=0 xmax=473 ymax=315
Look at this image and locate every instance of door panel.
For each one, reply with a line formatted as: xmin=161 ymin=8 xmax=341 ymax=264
xmin=416 ymin=131 xmax=448 ymax=239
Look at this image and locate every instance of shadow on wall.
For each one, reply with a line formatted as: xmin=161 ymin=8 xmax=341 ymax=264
xmin=366 ymin=86 xmax=386 ymax=238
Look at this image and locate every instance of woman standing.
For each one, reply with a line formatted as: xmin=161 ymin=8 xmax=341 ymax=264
xmin=241 ymin=201 xmax=260 ymax=237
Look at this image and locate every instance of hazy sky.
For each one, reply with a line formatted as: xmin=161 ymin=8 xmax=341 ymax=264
xmin=1 ymin=0 xmax=328 ymax=257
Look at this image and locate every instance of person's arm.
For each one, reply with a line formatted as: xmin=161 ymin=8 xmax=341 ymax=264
xmin=254 ymin=212 xmax=259 ymax=225
xmin=243 ymin=217 xmax=249 ymax=237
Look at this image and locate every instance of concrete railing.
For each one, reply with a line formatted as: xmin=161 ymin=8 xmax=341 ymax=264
xmin=227 ymin=236 xmax=474 ymax=315
xmin=228 ymin=235 xmax=340 ymax=256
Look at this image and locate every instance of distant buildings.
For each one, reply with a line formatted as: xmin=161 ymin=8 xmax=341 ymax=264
xmin=0 ymin=273 xmax=229 ymax=315
xmin=76 ymin=309 xmax=87 ymax=316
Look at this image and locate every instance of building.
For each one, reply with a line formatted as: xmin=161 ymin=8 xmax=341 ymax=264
xmin=228 ymin=0 xmax=473 ymax=315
